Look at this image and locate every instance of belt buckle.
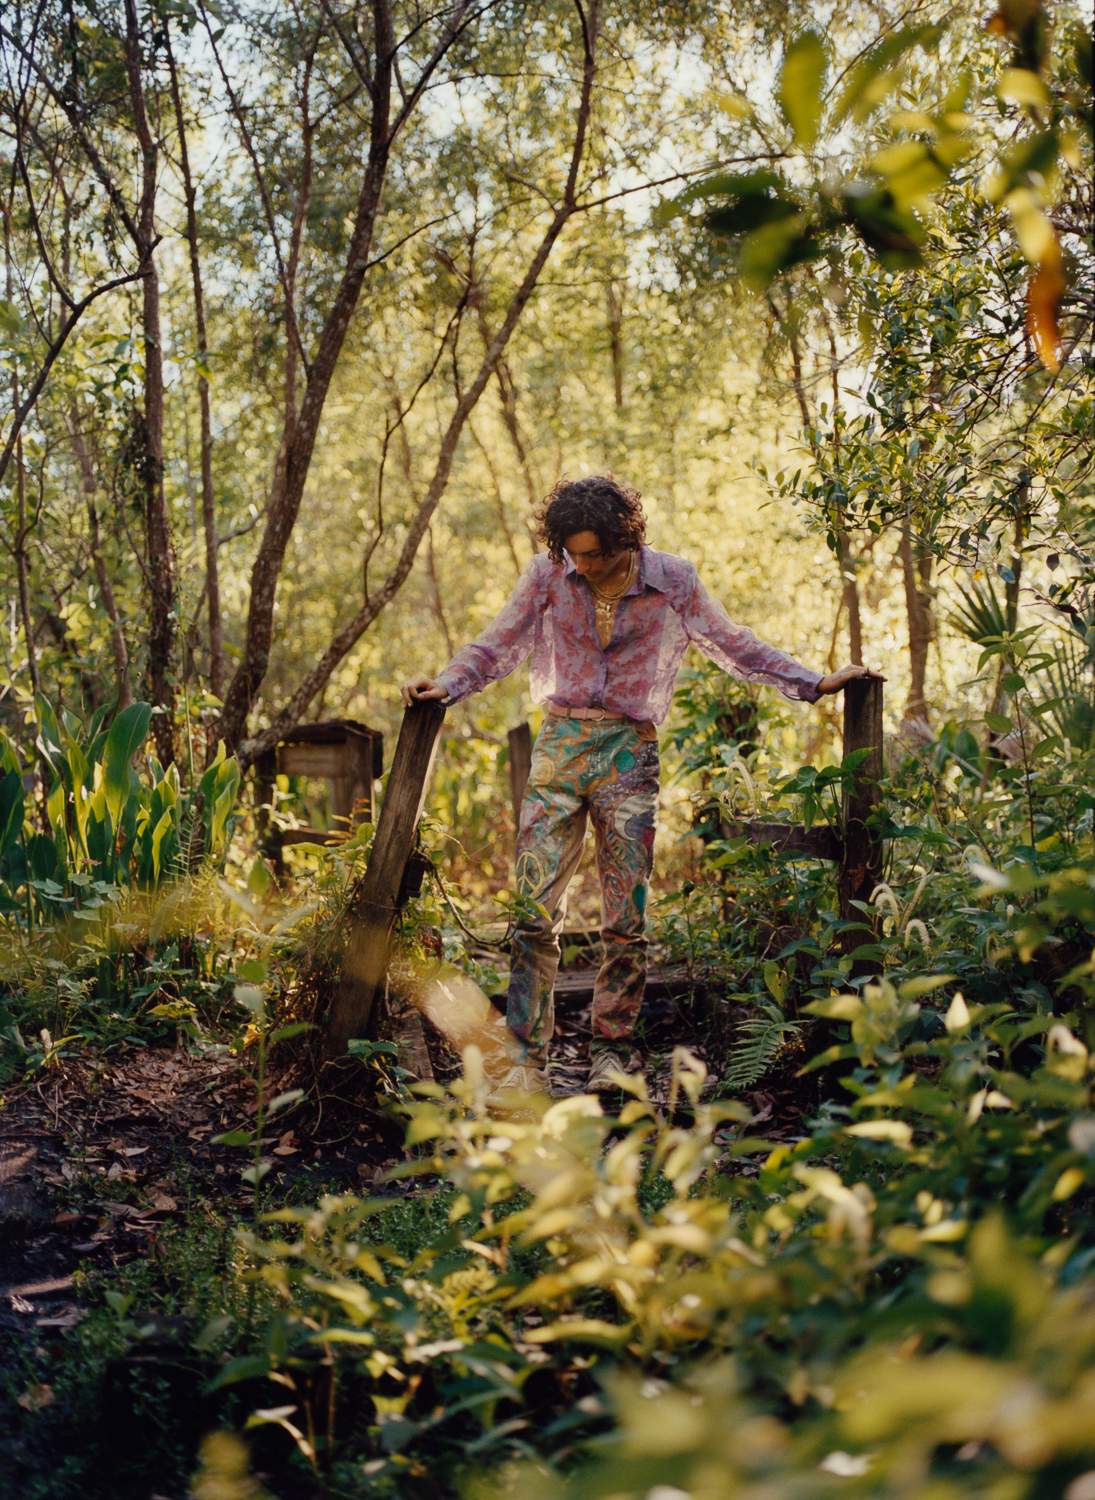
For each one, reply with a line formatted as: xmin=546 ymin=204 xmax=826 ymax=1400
xmin=591 ymin=707 xmax=607 ymax=721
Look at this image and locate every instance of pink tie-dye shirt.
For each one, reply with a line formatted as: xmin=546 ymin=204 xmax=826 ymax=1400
xmin=435 ymin=546 xmax=823 ymax=724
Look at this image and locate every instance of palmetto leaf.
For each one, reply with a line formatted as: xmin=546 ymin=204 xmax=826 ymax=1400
xmin=948 ymin=575 xmax=1017 ymax=644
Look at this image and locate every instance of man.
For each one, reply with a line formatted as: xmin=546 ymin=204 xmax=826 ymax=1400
xmin=401 ymin=474 xmax=875 ymax=1099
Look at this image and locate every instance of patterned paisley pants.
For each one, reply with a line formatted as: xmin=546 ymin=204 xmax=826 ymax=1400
xmin=507 ymin=715 xmax=660 ymax=1065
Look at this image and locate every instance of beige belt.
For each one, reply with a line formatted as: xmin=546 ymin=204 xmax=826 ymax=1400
xmin=547 ymin=704 xmax=654 ymax=732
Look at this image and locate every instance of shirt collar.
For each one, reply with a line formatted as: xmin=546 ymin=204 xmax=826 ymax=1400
xmin=637 ymin=546 xmax=669 ymax=594
xmin=561 ymin=544 xmax=665 ymax=595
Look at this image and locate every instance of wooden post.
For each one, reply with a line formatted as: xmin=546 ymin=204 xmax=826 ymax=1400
xmin=839 ymin=677 xmax=884 ymax=973
xmin=324 ymin=701 xmax=446 ymax=1058
xmin=507 ymin=722 xmax=533 ymax=825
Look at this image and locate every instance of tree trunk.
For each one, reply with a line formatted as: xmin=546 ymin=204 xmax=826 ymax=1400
xmin=67 ymin=410 xmax=132 ymax=707
xmin=214 ymin=0 xmax=398 ymax=758
xmin=14 ymin=434 xmax=40 ymax=700
xmin=5 ymin=205 xmax=38 ymax=699
xmin=1005 ymin=479 xmax=1027 ymax=624
xmin=840 ymin=536 xmax=864 ymax=665
xmin=991 ymin=478 xmax=1028 ymax=717
xmin=607 ymin=279 xmax=624 ymax=410
xmin=470 ymin=282 xmax=540 ymax=514
xmin=124 ymin=0 xmax=176 ymax=765
xmin=231 ymin=0 xmax=601 ymax=770
xmin=165 ymin=25 xmax=223 ymax=698
xmin=899 ymin=527 xmax=933 ymax=726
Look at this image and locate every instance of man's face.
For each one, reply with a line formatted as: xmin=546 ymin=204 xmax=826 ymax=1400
xmin=564 ymin=529 xmax=624 ymax=583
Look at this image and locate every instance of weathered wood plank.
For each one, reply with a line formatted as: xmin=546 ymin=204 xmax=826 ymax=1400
xmin=279 ymin=827 xmax=343 ymax=848
xmin=839 ymin=677 xmax=884 ymax=973
xmin=325 ymin=701 xmax=446 ymax=1058
xmin=549 ymin=964 xmax=696 ymax=1003
xmin=277 ymin=744 xmax=358 ymax=779
xmin=722 ymin=820 xmax=842 ymax=861
xmin=508 ymin=722 xmax=533 ymax=824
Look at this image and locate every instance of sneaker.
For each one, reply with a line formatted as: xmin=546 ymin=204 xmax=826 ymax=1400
xmin=484 ymin=1062 xmax=552 ymax=1107
xmin=586 ymin=1048 xmax=644 ymax=1096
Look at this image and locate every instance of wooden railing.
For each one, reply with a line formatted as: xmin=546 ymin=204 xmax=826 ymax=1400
xmin=324 ymin=701 xmax=446 ymax=1059
xmin=723 ymin=677 xmax=884 ymax=971
xmin=323 ymin=682 xmax=885 ymax=1057
xmin=255 ymin=719 xmax=383 ymax=868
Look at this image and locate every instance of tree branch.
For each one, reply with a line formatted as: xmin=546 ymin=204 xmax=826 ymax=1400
xmin=0 ymin=260 xmax=154 ymax=492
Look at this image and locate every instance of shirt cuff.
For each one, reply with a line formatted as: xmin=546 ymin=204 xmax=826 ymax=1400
xmin=433 ymin=669 xmax=466 ymax=705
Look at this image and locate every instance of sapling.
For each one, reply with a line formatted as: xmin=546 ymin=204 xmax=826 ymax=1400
xmin=212 ymin=961 xmax=307 ymax=1227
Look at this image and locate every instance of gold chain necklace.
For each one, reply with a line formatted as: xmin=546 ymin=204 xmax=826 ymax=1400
xmin=588 ymin=551 xmax=636 ymax=630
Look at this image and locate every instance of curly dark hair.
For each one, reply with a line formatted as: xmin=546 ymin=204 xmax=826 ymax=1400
xmin=536 ymin=474 xmax=646 ymax=563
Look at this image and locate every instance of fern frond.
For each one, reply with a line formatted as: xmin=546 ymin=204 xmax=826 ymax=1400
xmin=725 ymin=1003 xmax=803 ymax=1090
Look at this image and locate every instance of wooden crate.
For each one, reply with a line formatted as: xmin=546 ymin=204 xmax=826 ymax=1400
xmin=255 ymin=719 xmax=384 ymax=855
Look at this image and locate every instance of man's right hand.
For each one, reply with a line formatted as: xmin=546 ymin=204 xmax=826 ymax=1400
xmin=400 ymin=674 xmax=448 ymax=707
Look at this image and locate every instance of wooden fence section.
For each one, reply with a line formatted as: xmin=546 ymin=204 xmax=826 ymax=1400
xmin=507 ymin=722 xmax=533 ymax=825
xmin=839 ymin=676 xmax=885 ymax=957
xmin=325 ymin=682 xmax=886 ymax=1057
xmin=324 ymin=701 xmax=446 ymax=1060
xmin=724 ymin=677 xmax=885 ymax=971
xmin=255 ymin=719 xmax=383 ymax=861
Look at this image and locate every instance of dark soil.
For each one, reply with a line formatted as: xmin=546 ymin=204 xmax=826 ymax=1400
xmin=1 ymin=978 xmax=809 ymax=1378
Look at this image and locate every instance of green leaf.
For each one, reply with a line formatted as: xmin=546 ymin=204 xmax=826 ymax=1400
xmin=212 ymin=1130 xmax=253 ymax=1146
xmin=987 ymin=130 xmax=1060 ymax=203
xmin=842 ymin=184 xmax=925 ymax=267
xmin=102 ymin=703 xmax=152 ymax=832
xmin=150 ymin=807 xmax=174 ymax=884
xmin=205 ymin=1355 xmax=272 ymax=1391
xmin=348 ymin=1038 xmax=400 ymax=1059
xmin=704 ymin=196 xmax=801 ymax=237
xmin=34 ymin=694 xmax=64 ymax=783
xmin=269 ymin=1022 xmax=312 ymax=1044
xmin=0 ymin=729 xmax=20 ymax=777
xmin=1030 ymin=736 xmax=1063 ymax=759
xmin=777 ymin=31 xmax=827 ymax=148
xmin=0 ymin=298 xmax=24 ymax=334
xmin=898 ymin=974 xmax=956 ymax=999
xmin=830 ymin=23 xmax=944 ymax=126
xmin=234 ymin=984 xmax=265 ymax=1016
xmin=738 ymin=215 xmax=821 ymax=290
xmin=206 ymin=758 xmax=241 ymax=849
xmin=763 ymin=960 xmax=789 ymax=1005
xmin=985 ymin=712 xmax=1012 ymax=734
xmin=655 ymin=168 xmax=789 ymax=224
xmin=0 ymin=771 xmax=25 ymax=859
xmin=238 ymin=960 xmax=268 ymax=984
xmin=247 ymin=857 xmax=273 ymax=902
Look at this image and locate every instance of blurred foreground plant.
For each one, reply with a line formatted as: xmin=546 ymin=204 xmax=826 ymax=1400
xmin=193 ymin=974 xmax=1094 ymax=1494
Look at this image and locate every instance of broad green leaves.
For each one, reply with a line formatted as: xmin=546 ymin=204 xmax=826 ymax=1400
xmin=657 ymin=23 xmax=948 ymax=291
xmin=658 ymin=1 xmax=1084 ymax=369
xmin=0 ymin=771 xmax=24 ymax=859
xmin=101 ymin=702 xmax=152 ymax=831
xmin=1 ymin=696 xmax=242 ymax=912
xmin=831 ymin=23 xmax=945 ymax=127
xmin=776 ymin=31 xmax=827 ymax=149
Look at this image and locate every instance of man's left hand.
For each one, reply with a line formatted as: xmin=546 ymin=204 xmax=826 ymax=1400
xmin=817 ymin=663 xmax=886 ymax=695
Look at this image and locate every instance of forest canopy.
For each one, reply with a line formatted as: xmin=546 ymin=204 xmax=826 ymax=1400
xmin=0 ymin=0 xmax=1085 ymax=771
